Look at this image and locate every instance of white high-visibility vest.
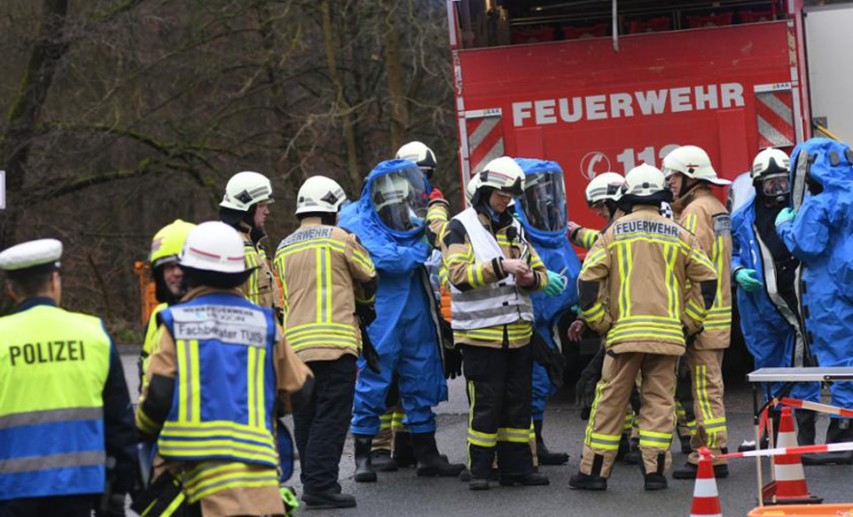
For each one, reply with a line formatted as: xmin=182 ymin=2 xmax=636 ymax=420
xmin=450 ymin=208 xmax=534 ymax=331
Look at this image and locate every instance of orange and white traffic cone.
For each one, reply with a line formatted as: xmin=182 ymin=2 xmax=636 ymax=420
xmin=762 ymin=407 xmax=822 ymax=505
xmin=690 ymin=447 xmax=722 ymax=517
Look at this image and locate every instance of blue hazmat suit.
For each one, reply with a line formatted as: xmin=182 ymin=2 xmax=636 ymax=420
xmin=515 ymin=158 xmax=582 ymax=420
xmin=731 ymin=195 xmax=820 ymax=403
xmin=777 ymin=138 xmax=853 ymax=411
xmin=341 ymin=159 xmax=447 ymax=435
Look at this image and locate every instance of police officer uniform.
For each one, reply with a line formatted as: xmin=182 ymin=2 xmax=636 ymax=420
xmin=0 ymin=239 xmax=137 ymax=516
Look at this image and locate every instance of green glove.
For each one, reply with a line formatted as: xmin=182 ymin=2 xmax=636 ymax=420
xmin=544 ymin=270 xmax=566 ymax=297
xmin=734 ymin=268 xmax=762 ymax=293
xmin=775 ymin=207 xmax=796 ymax=227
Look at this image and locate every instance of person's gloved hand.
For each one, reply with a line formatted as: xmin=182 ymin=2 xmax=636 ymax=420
xmin=428 ymin=188 xmax=445 ymax=201
xmin=775 ymin=207 xmax=796 ymax=227
xmin=443 ymin=346 xmax=463 ymax=380
xmin=544 ymin=270 xmax=566 ymax=297
xmin=734 ymin=268 xmax=762 ymax=293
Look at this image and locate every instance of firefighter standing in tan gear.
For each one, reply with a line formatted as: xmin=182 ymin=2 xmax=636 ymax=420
xmin=219 ymin=171 xmax=282 ymax=314
xmin=136 ymin=222 xmax=313 ymax=517
xmin=662 ymin=145 xmax=734 ymax=480
xmin=441 ymin=156 xmax=550 ymax=491
xmin=568 ymin=164 xmax=718 ymax=492
xmin=273 ymin=176 xmax=379 ymax=509
xmin=568 ymin=172 xmax=626 ymax=250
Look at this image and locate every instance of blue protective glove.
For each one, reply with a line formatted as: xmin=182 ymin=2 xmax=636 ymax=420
xmin=544 ymin=270 xmax=566 ymax=297
xmin=775 ymin=207 xmax=796 ymax=227
xmin=734 ymin=268 xmax=762 ymax=293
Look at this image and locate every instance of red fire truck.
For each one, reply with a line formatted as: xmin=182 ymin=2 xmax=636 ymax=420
xmin=446 ymin=0 xmax=852 ymax=230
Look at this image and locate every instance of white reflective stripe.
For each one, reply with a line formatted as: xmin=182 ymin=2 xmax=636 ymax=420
xmin=692 ymin=478 xmax=719 ymax=498
xmin=774 ymin=463 xmax=806 ymax=481
xmin=690 ymin=512 xmax=722 ymax=517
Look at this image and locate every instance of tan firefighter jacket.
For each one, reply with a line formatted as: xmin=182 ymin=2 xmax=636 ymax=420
xmin=672 ymin=186 xmax=733 ymax=350
xmin=441 ymin=208 xmax=548 ymax=349
xmin=237 ymin=225 xmax=282 ymax=312
xmin=579 ymin=205 xmax=718 ymax=356
xmin=273 ymin=218 xmax=377 ymax=363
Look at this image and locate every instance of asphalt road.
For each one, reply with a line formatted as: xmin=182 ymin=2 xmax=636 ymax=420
xmin=121 ymin=354 xmax=853 ymax=517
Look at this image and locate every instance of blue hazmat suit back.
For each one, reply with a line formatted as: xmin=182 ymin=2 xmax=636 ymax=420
xmin=779 ymin=138 xmax=853 ymax=408
xmin=731 ymin=195 xmax=819 ymax=402
xmin=340 ymin=159 xmax=447 ymax=434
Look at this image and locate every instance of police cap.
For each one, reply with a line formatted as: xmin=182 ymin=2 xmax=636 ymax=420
xmin=0 ymin=239 xmax=63 ymax=279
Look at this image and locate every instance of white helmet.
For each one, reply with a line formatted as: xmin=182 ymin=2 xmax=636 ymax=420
xmin=662 ymin=145 xmax=731 ymax=186
xmin=396 ymin=141 xmax=437 ymax=172
xmin=179 ymin=221 xmax=247 ymax=274
xmin=296 ymin=176 xmax=346 ymax=215
xmin=584 ymin=172 xmax=625 ymax=206
xmin=372 ymin=174 xmax=411 ymax=212
xmin=465 ymin=175 xmax=481 ymax=204
xmin=622 ymin=164 xmax=668 ymax=197
xmin=220 ymin=171 xmax=274 ymax=211
xmin=751 ymin=148 xmax=790 ymax=180
xmin=479 ymin=156 xmax=525 ymax=195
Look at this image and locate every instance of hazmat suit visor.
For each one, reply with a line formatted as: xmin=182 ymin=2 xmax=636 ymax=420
xmin=370 ymin=168 xmax=429 ymax=233
xmin=519 ymin=171 xmax=568 ymax=232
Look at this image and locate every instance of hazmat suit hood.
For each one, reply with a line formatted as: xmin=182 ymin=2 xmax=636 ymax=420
xmin=789 ymin=138 xmax=853 ymax=208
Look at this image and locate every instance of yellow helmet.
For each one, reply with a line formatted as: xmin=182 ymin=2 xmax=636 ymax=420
xmin=150 ymin=219 xmax=196 ymax=268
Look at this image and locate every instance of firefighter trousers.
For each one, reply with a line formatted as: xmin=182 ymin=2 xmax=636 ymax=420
xmin=684 ymin=347 xmax=728 ymax=465
xmin=581 ymin=351 xmax=678 ymax=478
xmin=675 ymin=358 xmax=697 ymax=440
xmin=463 ymin=344 xmax=535 ymax=479
xmin=293 ymin=355 xmax=357 ymax=493
xmin=0 ymin=495 xmax=98 ymax=517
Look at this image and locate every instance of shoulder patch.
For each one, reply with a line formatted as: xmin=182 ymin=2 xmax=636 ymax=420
xmin=613 ymin=218 xmax=681 ymax=239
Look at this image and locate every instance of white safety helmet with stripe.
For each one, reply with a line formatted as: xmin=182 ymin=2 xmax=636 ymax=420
xmin=622 ymin=164 xmax=668 ymax=197
xmin=372 ymin=174 xmax=411 ymax=211
xmin=465 ymin=175 xmax=481 ymax=204
xmin=220 ymin=171 xmax=275 ymax=211
xmin=478 ymin=156 xmax=525 ymax=195
xmin=296 ymin=176 xmax=347 ymax=214
xmin=751 ymin=147 xmax=790 ymax=180
xmin=179 ymin=221 xmax=248 ymax=274
xmin=662 ymin=145 xmax=731 ymax=186
xmin=396 ymin=141 xmax=437 ymax=176
xmin=584 ymin=172 xmax=625 ymax=206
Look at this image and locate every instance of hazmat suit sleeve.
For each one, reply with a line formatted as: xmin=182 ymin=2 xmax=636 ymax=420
xmin=441 ymin=219 xmax=507 ymax=291
xmin=730 ymin=216 xmax=745 ymax=276
xmin=368 ymin=235 xmax=431 ymax=275
xmin=577 ymin=237 xmax=613 ymax=335
xmin=777 ymin=198 xmax=831 ymax=262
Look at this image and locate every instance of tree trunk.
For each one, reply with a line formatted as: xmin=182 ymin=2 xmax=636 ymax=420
xmin=320 ymin=0 xmax=361 ymax=191
xmin=0 ymin=0 xmax=70 ymax=249
xmin=383 ymin=0 xmax=407 ymax=152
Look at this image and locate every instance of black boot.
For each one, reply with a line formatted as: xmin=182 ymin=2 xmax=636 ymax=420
xmin=499 ymin=471 xmax=550 ymax=486
xmin=795 ymin=410 xmax=817 ymax=446
xmin=353 ymin=434 xmax=377 ymax=482
xmin=673 ymin=461 xmax=728 ymax=479
xmin=392 ymin=431 xmax=417 ymax=468
xmin=371 ymin=449 xmax=398 ymax=472
xmin=302 ymin=489 xmax=357 ymax=509
xmin=622 ymin=436 xmax=641 ymax=465
xmin=411 ymin=432 xmax=466 ymax=477
xmin=678 ymin=434 xmax=692 ymax=454
xmin=803 ymin=418 xmax=853 ymax=466
xmin=534 ymin=419 xmax=569 ymax=466
xmin=642 ymin=452 xmax=668 ymax=491
xmin=569 ymin=454 xmax=607 ymax=491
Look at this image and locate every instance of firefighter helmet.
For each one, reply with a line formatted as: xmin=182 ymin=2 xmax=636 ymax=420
xmin=751 ymin=148 xmax=790 ymax=180
xmin=179 ymin=221 xmax=247 ymax=274
xmin=396 ymin=141 xmax=437 ymax=175
xmin=465 ymin=175 xmax=481 ymax=204
xmin=622 ymin=164 xmax=668 ymax=197
xmin=150 ymin=219 xmax=196 ymax=268
xmin=479 ymin=156 xmax=525 ymax=195
xmin=372 ymin=174 xmax=412 ymax=212
xmin=662 ymin=145 xmax=731 ymax=186
xmin=584 ymin=172 xmax=625 ymax=206
xmin=295 ymin=176 xmax=347 ymax=214
xmin=219 ymin=171 xmax=274 ymax=211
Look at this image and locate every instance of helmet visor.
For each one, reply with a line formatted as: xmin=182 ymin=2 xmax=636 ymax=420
xmin=371 ymin=167 xmax=429 ymax=232
xmin=519 ymin=171 xmax=568 ymax=232
xmin=760 ymin=173 xmax=790 ymax=197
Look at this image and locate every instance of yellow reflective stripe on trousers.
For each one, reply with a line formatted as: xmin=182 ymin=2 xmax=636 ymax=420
xmin=589 ymin=432 xmax=621 ymax=450
xmin=584 ymin=378 xmax=608 ymax=448
xmin=183 ymin=462 xmax=278 ymax=503
xmin=638 ymin=429 xmax=672 ymax=448
xmin=177 ymin=339 xmax=201 ymax=423
xmin=392 ymin=411 xmax=408 ymax=431
xmin=696 ymin=365 xmax=713 ymax=422
xmin=467 ymin=380 xmax=497 ymax=448
xmin=496 ymin=427 xmax=530 ymax=443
